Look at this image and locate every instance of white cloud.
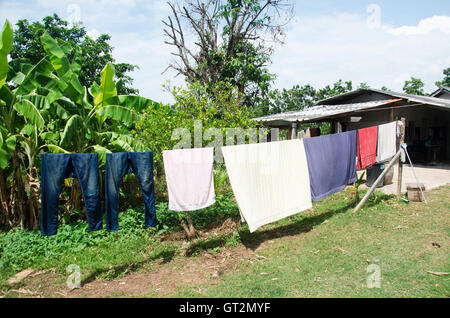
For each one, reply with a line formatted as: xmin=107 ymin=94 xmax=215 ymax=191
xmin=100 ymin=0 xmax=136 ymax=7
xmin=269 ymin=12 xmax=450 ymax=94
xmin=1 ymin=1 xmax=449 ymax=102
xmin=386 ymin=15 xmax=450 ymax=36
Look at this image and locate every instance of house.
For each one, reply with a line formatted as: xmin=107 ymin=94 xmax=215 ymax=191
xmin=430 ymin=86 xmax=450 ymax=100
xmin=254 ymin=88 xmax=450 ymax=163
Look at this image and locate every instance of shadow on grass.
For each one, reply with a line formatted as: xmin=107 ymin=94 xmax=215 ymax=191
xmin=184 ymin=234 xmax=233 ymax=257
xmin=240 ymin=191 xmax=395 ymax=251
xmin=80 ymin=245 xmax=177 ymax=285
xmin=80 ymin=191 xmax=395 ymax=284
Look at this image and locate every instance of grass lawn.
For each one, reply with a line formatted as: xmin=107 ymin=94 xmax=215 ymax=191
xmin=1 ymin=186 xmax=449 ymax=298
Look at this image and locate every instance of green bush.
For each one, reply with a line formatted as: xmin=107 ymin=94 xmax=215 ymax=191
xmin=134 ymin=81 xmax=257 ymax=178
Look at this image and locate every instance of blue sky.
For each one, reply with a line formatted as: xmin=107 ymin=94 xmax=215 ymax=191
xmin=1 ymin=0 xmax=449 ymax=103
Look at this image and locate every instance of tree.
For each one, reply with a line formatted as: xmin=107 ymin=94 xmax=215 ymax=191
xmin=254 ymin=84 xmax=316 ymax=116
xmin=162 ymin=0 xmax=294 ymax=107
xmin=315 ymin=79 xmax=353 ymax=101
xmin=136 ymin=80 xmax=255 ymax=239
xmin=358 ymin=82 xmax=370 ymax=89
xmin=435 ymin=67 xmax=450 ymax=88
xmin=0 ymin=20 xmax=155 ymax=230
xmin=403 ymin=77 xmax=427 ymax=96
xmin=10 ymin=14 xmax=139 ymax=95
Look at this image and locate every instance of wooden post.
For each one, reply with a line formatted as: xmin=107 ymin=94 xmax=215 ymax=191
xmin=337 ymin=121 xmax=342 ymax=133
xmin=353 ymin=148 xmax=402 ymax=213
xmin=291 ymin=122 xmax=297 ymax=139
xmin=287 ymin=126 xmax=292 ymax=140
xmin=396 ymin=117 xmax=406 ymax=200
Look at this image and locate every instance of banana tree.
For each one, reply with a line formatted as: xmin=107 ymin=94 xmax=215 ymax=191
xmin=0 ymin=20 xmax=50 ymax=228
xmin=0 ymin=20 xmax=157 ymax=229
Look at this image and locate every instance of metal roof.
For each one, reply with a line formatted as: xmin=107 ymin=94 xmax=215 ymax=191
xmin=253 ymin=88 xmax=450 ymax=127
xmin=253 ymin=98 xmax=402 ymax=126
xmin=316 ymin=88 xmax=450 ymax=109
xmin=430 ymin=86 xmax=450 ymax=97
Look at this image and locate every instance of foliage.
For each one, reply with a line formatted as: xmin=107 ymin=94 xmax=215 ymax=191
xmin=314 ymin=79 xmax=354 ymax=101
xmin=135 ymin=81 xmax=257 ymax=176
xmin=162 ymin=0 xmax=294 ymax=107
xmin=0 ymin=195 xmax=240 ymax=276
xmin=135 ymin=80 xmax=255 ymax=239
xmin=403 ymin=77 xmax=427 ymax=96
xmin=254 ymin=79 xmax=354 ymax=117
xmin=255 ymin=84 xmax=316 ymax=116
xmin=10 ymin=14 xmax=138 ymax=95
xmin=354 ymin=171 xmax=366 ymax=202
xmin=435 ymin=67 xmax=450 ymax=88
xmin=0 ymin=19 xmax=155 ymax=230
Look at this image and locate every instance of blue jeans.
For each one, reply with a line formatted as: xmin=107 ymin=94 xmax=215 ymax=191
xmin=40 ymin=153 xmax=103 ymax=236
xmin=105 ymin=152 xmax=157 ymax=232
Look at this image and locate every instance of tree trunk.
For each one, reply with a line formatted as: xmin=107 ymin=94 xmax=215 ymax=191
xmin=0 ymin=171 xmax=11 ymax=228
xmin=69 ymin=178 xmax=82 ymax=211
xmin=12 ymin=151 xmax=28 ymax=229
xmin=178 ymin=211 xmax=199 ymax=240
xmin=185 ymin=211 xmax=198 ymax=239
xmin=26 ymin=167 xmax=41 ymax=230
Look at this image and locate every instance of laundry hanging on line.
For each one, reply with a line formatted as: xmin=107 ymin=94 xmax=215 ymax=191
xmin=104 ymin=151 xmax=157 ymax=232
xmin=163 ymin=147 xmax=216 ymax=211
xmin=39 ymin=121 xmax=398 ymax=236
xmin=376 ymin=121 xmax=397 ymax=163
xmin=40 ymin=153 xmax=103 ymax=236
xmin=357 ymin=125 xmax=378 ymax=170
xmin=221 ymin=139 xmax=312 ymax=233
xmin=303 ymin=130 xmax=358 ymax=201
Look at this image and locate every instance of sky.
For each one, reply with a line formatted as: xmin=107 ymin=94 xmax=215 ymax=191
xmin=0 ymin=0 xmax=449 ymax=103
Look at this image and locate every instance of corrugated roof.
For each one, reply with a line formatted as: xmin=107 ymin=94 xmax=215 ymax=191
xmin=253 ymin=98 xmax=402 ymax=126
xmin=316 ymin=88 xmax=450 ymax=109
xmin=430 ymin=86 xmax=450 ymax=97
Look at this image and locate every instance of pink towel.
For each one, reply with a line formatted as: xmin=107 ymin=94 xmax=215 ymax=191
xmin=163 ymin=147 xmax=216 ymax=211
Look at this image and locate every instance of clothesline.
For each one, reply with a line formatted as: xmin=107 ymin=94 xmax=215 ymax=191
xmin=40 ymin=121 xmax=399 ymax=236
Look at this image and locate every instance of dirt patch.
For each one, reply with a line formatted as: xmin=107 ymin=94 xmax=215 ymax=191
xmin=69 ymin=244 xmax=255 ymax=297
xmin=162 ymin=217 xmax=240 ymax=242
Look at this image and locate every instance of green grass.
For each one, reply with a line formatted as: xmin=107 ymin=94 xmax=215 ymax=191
xmin=1 ymin=186 xmax=449 ymax=297
xmin=171 ymin=186 xmax=450 ymax=298
xmin=0 ymin=195 xmax=240 ymax=290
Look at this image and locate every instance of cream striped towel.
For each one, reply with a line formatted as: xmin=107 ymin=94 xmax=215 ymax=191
xmin=376 ymin=121 xmax=397 ymax=162
xmin=221 ymin=139 xmax=312 ymax=232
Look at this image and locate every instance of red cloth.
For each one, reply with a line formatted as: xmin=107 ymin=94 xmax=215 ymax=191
xmin=357 ymin=126 xmax=378 ymax=170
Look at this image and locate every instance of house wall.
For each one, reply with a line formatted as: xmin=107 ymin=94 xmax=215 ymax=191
xmin=336 ymin=105 xmax=450 ymax=160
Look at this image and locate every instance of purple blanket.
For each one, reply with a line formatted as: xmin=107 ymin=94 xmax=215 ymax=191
xmin=303 ymin=131 xmax=357 ymax=201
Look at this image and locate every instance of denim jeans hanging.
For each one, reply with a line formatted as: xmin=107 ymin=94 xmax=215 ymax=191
xmin=104 ymin=152 xmax=157 ymax=232
xmin=40 ymin=153 xmax=103 ymax=236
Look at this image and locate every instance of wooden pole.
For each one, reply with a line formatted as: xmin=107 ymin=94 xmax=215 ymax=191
xmin=291 ymin=122 xmax=297 ymax=139
xmin=337 ymin=121 xmax=342 ymax=133
xmin=396 ymin=117 xmax=406 ymax=199
xmin=353 ymin=148 xmax=402 ymax=213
